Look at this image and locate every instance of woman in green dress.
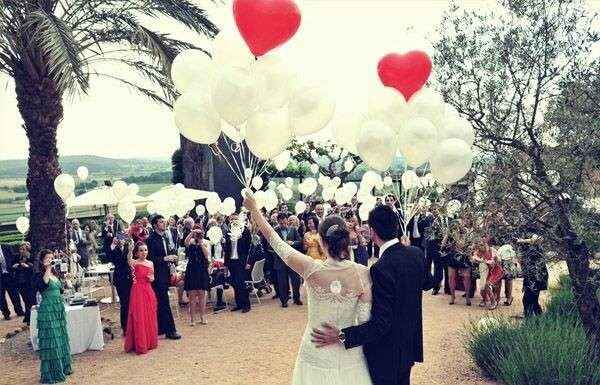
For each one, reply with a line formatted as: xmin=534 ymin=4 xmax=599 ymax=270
xmin=34 ymin=249 xmax=72 ymax=384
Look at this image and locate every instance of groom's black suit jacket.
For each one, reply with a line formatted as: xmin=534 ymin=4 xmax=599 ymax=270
xmin=342 ymin=243 xmax=424 ymax=384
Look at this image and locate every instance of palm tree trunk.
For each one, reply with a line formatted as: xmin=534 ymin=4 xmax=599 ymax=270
xmin=14 ymin=69 xmax=66 ymax=253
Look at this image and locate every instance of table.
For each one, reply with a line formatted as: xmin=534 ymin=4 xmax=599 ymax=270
xmin=86 ymin=263 xmax=116 ymax=305
xmin=30 ymin=304 xmax=104 ymax=354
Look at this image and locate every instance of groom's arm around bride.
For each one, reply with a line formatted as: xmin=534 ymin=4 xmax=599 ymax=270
xmin=312 ymin=205 xmax=425 ymax=385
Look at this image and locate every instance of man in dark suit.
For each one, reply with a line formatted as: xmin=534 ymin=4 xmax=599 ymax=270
xmin=312 ymin=205 xmax=425 ymax=385
xmin=224 ymin=214 xmax=253 ymax=313
xmin=274 ymin=213 xmax=303 ymax=308
xmin=101 ymin=213 xmax=121 ymax=257
xmin=105 ymin=238 xmax=133 ymax=333
xmin=0 ymin=243 xmax=24 ymax=320
xmin=406 ymin=211 xmax=427 ymax=251
xmin=146 ymin=215 xmax=181 ymax=340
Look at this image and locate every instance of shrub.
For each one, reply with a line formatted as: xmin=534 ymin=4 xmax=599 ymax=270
xmin=466 ymin=276 xmax=600 ymax=385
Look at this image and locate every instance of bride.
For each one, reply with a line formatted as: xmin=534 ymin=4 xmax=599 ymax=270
xmin=243 ymin=192 xmax=373 ymax=385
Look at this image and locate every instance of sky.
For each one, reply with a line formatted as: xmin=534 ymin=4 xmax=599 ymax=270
xmin=1 ymin=0 xmax=599 ymax=161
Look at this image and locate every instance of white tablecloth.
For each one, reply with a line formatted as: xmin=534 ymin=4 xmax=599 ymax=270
xmin=30 ymin=305 xmax=104 ymax=354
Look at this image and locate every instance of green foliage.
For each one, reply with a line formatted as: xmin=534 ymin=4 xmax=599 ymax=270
xmin=123 ymin=171 xmax=171 ymax=184
xmin=171 ymin=148 xmax=184 ymax=184
xmin=466 ymin=277 xmax=600 ymax=385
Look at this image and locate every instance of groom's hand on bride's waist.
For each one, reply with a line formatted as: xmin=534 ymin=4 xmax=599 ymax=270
xmin=311 ymin=323 xmax=341 ymax=348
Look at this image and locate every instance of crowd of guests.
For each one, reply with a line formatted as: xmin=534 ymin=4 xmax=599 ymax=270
xmin=0 ymin=192 xmax=551 ymax=382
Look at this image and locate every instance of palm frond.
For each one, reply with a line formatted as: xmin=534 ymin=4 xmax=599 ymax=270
xmin=142 ymin=0 xmax=219 ymax=37
xmin=93 ymin=72 xmax=173 ymax=108
xmin=23 ymin=9 xmax=89 ymax=94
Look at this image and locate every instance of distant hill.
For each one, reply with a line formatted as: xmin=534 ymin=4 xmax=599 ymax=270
xmin=0 ymin=155 xmax=171 ymax=179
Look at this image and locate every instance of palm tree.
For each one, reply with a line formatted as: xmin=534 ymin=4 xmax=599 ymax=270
xmin=0 ymin=0 xmax=217 ymax=251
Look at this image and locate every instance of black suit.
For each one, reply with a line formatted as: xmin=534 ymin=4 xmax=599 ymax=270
xmin=106 ymin=244 xmax=133 ymax=331
xmin=146 ymin=231 xmax=177 ymax=336
xmin=224 ymin=227 xmax=253 ymax=310
xmin=406 ymin=215 xmax=427 ymax=250
xmin=0 ymin=245 xmax=24 ymax=318
xmin=101 ymin=221 xmax=122 ymax=257
xmin=274 ymin=226 xmax=303 ymax=305
xmin=342 ymin=243 xmax=425 ymax=385
xmin=13 ymin=255 xmax=35 ymax=324
xmin=421 ymin=215 xmax=446 ymax=294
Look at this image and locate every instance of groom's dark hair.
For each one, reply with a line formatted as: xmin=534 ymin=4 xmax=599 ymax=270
xmin=368 ymin=205 xmax=399 ymax=241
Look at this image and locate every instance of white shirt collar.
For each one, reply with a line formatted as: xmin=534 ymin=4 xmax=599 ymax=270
xmin=379 ymin=238 xmax=400 ymax=257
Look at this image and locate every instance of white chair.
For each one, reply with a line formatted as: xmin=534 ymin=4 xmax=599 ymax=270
xmin=245 ymin=259 xmax=266 ymax=305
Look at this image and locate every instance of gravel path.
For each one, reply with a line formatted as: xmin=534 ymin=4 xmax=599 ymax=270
xmin=1 ymin=280 xmax=524 ymax=385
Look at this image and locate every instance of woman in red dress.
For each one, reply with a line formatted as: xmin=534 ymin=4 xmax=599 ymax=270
xmin=124 ymin=242 xmax=158 ymax=354
xmin=472 ymin=239 xmax=504 ymax=310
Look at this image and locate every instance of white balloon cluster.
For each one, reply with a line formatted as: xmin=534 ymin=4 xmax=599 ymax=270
xmin=339 ymin=86 xmax=474 ymax=185
xmin=172 ymin=38 xmax=336 ymax=161
xmin=146 ymin=184 xmax=197 ymax=220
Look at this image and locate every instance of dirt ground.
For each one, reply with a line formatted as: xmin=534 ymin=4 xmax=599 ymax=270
xmin=0 ymin=279 xmax=525 ymax=385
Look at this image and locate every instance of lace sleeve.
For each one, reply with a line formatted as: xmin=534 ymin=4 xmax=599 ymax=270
xmin=252 ymin=210 xmax=318 ymax=279
xmin=356 ymin=301 xmax=372 ymax=324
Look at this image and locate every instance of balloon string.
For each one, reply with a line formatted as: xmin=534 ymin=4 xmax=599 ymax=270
xmin=224 ymin=135 xmax=248 ymax=188
xmin=213 ymin=139 xmax=246 ymax=186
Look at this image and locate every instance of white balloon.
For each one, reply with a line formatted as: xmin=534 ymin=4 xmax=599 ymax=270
xmin=398 ymin=117 xmax=438 ymax=167
xmin=174 ymin=91 xmax=221 ymax=144
xmin=289 ymin=85 xmax=336 ymax=136
xmin=195 ymin=205 xmax=206 ymax=216
xmin=334 ymin=188 xmax=351 ymax=205
xmin=127 ymin=183 xmax=139 ymax=198
xmin=322 ymin=187 xmax=335 ymax=201
xmin=171 ymin=49 xmax=214 ymax=93
xmin=430 ymin=139 xmax=474 ymax=184
xmin=117 ymin=201 xmax=136 ymax=224
xmin=344 ymin=158 xmax=355 ymax=173
xmin=207 ymin=226 xmax=224 ymax=245
xmin=446 ymin=199 xmax=462 ymax=216
xmin=112 ymin=180 xmax=129 ymax=201
xmin=318 ymin=174 xmax=330 ymax=186
xmin=401 ymin=170 xmax=420 ymax=190
xmin=221 ymin=121 xmax=246 ymax=143
xmin=332 ymin=112 xmax=362 ymax=154
xmin=407 ymin=88 xmax=446 ymax=127
xmin=206 ymin=194 xmax=222 ymax=215
xmin=273 ymin=150 xmax=291 ymax=171
xmin=251 ymin=176 xmax=264 ymax=190
xmin=24 ymin=200 xmax=30 ymax=213
xmin=76 ymin=166 xmax=89 ymax=181
xmin=254 ymin=54 xmax=294 ymax=111
xmin=439 ymin=115 xmax=475 ymax=146
xmin=383 ymin=176 xmax=393 ymax=186
xmin=331 ymin=177 xmax=341 ymax=188
xmin=295 ymin=201 xmax=307 ymax=215
xmin=267 ymin=181 xmax=277 ymax=190
xmin=358 ymin=204 xmax=373 ymax=222
xmin=281 ymin=187 xmax=293 ymax=201
xmin=310 ymin=163 xmax=319 ymax=174
xmin=357 ymin=120 xmax=397 ymax=171
xmin=54 ymin=173 xmax=75 ymax=201
xmin=362 ymin=170 xmax=382 ymax=188
xmin=343 ymin=182 xmax=358 ymax=198
xmin=246 ymin=108 xmax=291 ymax=159
xmin=212 ymin=67 xmax=259 ymax=126
xmin=368 ymin=86 xmax=409 ymax=132
xmin=303 ymin=177 xmax=318 ymax=196
xmin=212 ymin=29 xmax=254 ymax=70
xmin=264 ymin=190 xmax=279 ymax=211
xmin=285 ymin=177 xmax=294 ymax=188
xmin=220 ymin=197 xmax=236 ymax=216
xmin=15 ymin=216 xmax=29 ymax=234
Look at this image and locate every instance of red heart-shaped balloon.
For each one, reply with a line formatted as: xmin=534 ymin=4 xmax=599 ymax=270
xmin=233 ymin=0 xmax=301 ymax=57
xmin=377 ymin=51 xmax=432 ymax=100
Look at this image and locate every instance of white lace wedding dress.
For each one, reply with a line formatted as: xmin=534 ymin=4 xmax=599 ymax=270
xmin=264 ymin=227 xmax=374 ymax=385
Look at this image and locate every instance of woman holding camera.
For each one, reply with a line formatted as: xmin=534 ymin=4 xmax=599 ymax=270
xmin=34 ymin=249 xmax=72 ymax=383
xmin=184 ymin=224 xmax=211 ymax=326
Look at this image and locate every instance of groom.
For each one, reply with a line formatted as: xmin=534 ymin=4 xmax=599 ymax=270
xmin=311 ymin=205 xmax=425 ymax=385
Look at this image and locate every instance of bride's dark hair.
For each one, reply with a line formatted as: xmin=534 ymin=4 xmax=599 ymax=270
xmin=318 ymin=215 xmax=350 ymax=261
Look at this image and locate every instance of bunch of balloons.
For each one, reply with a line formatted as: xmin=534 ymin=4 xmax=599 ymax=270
xmin=171 ymin=0 xmax=335 ymax=187
xmin=336 ymin=50 xmax=474 ymax=186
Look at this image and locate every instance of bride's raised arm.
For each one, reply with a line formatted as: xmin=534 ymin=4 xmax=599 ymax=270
xmin=243 ymin=192 xmax=317 ymax=278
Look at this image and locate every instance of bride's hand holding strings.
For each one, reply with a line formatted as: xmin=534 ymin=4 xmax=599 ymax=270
xmin=242 ymin=190 xmax=259 ymax=213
